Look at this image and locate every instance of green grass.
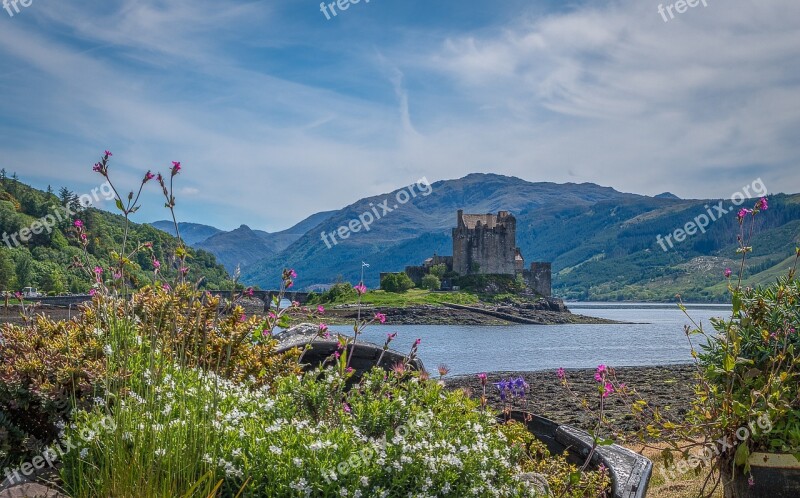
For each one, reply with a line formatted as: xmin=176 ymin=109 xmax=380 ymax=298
xmin=336 ymin=289 xmax=480 ymax=307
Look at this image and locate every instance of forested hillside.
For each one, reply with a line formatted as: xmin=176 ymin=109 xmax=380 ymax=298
xmin=0 ymin=172 xmax=231 ymax=294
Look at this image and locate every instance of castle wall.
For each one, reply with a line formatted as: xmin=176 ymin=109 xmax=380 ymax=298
xmin=453 ymin=210 xmax=517 ymax=275
xmin=522 ymin=262 xmax=552 ymax=297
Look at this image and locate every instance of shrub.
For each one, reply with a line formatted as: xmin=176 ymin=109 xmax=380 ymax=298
xmin=129 ymin=285 xmax=302 ymax=388
xmin=421 ymin=274 xmax=441 ymax=291
xmin=380 ymin=273 xmax=415 ymax=293
xmin=429 ymin=263 xmax=447 ymax=279
xmin=0 ymin=311 xmax=107 ymax=468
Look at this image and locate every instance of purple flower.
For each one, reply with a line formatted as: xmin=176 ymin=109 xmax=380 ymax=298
xmin=494 ymin=380 xmax=510 ymax=400
xmin=724 ymin=268 xmax=732 ymax=278
xmin=104 ymin=150 xmax=112 ymax=157
xmin=317 ymin=305 xmax=325 ymax=314
xmin=477 ymin=372 xmax=487 ymax=386
xmin=557 ymin=367 xmax=566 ymax=380
xmin=374 ymin=312 xmax=386 ymax=324
xmin=758 ymin=197 xmax=768 ymax=211
xmin=748 ymin=475 xmax=755 ymax=487
xmin=354 ymin=283 xmax=367 ymax=295
xmin=74 ymin=220 xmax=83 ymax=228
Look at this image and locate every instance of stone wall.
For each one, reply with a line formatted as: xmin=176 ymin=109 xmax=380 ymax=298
xmin=522 ymin=262 xmax=552 ymax=297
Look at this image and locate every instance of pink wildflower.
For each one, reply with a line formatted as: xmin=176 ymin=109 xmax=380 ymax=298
xmin=477 ymin=372 xmax=488 ymax=386
xmin=374 ymin=312 xmax=386 ymax=324
xmin=758 ymin=197 xmax=768 ymax=211
xmin=557 ymin=367 xmax=565 ymax=380
xmin=179 ymin=266 xmax=189 ymax=275
xmin=737 ymin=208 xmax=752 ymax=221
xmin=144 ymin=171 xmax=155 ymax=182
xmin=162 ymin=283 xmax=171 ymax=292
xmin=724 ymin=268 xmax=732 ymax=278
xmin=342 ymin=402 xmax=351 ymax=413
xmin=104 ymin=150 xmax=112 ymax=157
xmin=354 ymin=283 xmax=367 ymax=295
xmin=603 ymin=382 xmax=614 ymax=398
xmin=152 ymin=259 xmax=161 ymax=270
xmin=317 ymin=305 xmax=325 ymax=314
xmin=74 ymin=220 xmax=83 ymax=228
xmin=93 ymin=266 xmax=103 ymax=276
xmin=171 ymin=161 xmax=181 ymax=175
xmin=88 ymin=288 xmax=96 ymax=297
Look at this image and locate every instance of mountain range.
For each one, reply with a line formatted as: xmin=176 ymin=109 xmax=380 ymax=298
xmin=150 ymin=174 xmax=800 ymax=302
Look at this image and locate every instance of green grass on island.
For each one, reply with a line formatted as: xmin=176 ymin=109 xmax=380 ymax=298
xmin=317 ymin=288 xmax=480 ymax=307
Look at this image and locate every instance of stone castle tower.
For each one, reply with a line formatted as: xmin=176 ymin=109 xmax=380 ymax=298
xmin=452 ymin=210 xmax=519 ymax=275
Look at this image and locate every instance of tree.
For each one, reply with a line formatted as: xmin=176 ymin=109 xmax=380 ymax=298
xmin=14 ymin=253 xmax=33 ymax=288
xmin=421 ymin=274 xmax=441 ymax=291
xmin=429 ymin=264 xmax=447 ymax=279
xmin=40 ymin=266 xmax=66 ymax=295
xmin=381 ymin=273 xmax=415 ymax=293
xmin=0 ymin=250 xmax=15 ymax=290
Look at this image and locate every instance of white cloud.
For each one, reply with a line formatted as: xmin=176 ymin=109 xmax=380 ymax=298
xmin=1 ymin=0 xmax=798 ymax=232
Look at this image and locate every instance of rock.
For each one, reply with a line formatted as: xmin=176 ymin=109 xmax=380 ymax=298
xmin=516 ymin=472 xmax=551 ymax=495
xmin=0 ymin=484 xmax=66 ymax=498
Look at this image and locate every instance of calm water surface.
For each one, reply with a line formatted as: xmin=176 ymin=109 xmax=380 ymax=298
xmin=329 ymin=303 xmax=730 ymax=376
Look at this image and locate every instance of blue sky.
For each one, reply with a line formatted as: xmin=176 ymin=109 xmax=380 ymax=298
xmin=0 ymin=0 xmax=798 ymax=231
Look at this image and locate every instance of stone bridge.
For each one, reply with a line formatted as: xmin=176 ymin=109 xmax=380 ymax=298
xmin=205 ymin=290 xmax=312 ymax=307
xmin=22 ymin=290 xmax=311 ymax=309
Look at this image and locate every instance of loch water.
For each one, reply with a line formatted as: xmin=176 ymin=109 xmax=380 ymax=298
xmin=329 ymin=303 xmax=731 ymax=376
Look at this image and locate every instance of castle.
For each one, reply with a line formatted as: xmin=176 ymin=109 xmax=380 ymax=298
xmin=391 ymin=210 xmax=552 ymax=297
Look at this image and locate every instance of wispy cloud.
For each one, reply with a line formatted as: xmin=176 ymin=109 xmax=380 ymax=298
xmin=0 ymin=0 xmax=797 ymax=231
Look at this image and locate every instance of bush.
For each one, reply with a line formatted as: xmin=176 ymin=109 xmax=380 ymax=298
xmin=421 ymin=274 xmax=441 ymax=291
xmin=0 ymin=287 xmax=301 ymax=468
xmin=695 ymin=275 xmax=800 ymax=453
xmin=0 ymin=311 xmax=107 ymax=468
xmin=380 ymin=273 xmax=415 ymax=293
xmin=429 ymin=264 xmax=447 ymax=279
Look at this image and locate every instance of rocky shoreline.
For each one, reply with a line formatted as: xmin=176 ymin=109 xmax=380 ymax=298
xmin=321 ymin=299 xmax=622 ymax=326
xmin=445 ymin=364 xmax=697 ymax=436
